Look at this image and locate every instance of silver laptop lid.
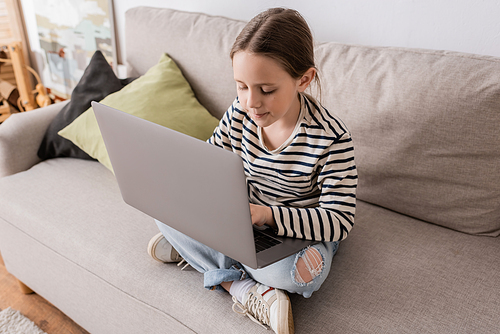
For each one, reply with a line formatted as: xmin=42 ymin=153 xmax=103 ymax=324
xmin=92 ymin=102 xmax=259 ymax=268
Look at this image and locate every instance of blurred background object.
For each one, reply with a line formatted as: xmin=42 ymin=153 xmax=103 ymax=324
xmin=0 ymin=0 xmax=51 ymax=122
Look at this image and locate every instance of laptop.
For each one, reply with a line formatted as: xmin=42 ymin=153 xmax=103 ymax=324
xmin=92 ymin=102 xmax=317 ymax=269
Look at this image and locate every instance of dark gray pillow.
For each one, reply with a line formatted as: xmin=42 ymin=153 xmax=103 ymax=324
xmin=38 ymin=51 xmax=134 ymax=160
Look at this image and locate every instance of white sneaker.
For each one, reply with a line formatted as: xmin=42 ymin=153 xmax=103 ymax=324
xmin=147 ymin=232 xmax=182 ymax=263
xmin=232 ymin=283 xmax=294 ymax=334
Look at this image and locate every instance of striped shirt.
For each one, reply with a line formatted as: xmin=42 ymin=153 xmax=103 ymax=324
xmin=208 ymin=93 xmax=357 ymax=242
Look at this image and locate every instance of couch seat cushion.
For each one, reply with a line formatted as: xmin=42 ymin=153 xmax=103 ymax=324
xmin=0 ymin=159 xmax=498 ymax=333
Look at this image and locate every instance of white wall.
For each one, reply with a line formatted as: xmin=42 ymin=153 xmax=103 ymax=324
xmin=112 ymin=0 xmax=500 ymax=63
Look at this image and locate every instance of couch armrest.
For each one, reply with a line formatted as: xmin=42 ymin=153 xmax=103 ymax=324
xmin=0 ymin=101 xmax=69 ymax=178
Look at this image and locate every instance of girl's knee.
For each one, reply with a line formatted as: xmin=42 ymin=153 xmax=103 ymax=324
xmin=294 ymin=246 xmax=324 ymax=284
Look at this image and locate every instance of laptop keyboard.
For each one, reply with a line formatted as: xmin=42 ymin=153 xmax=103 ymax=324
xmin=254 ymin=228 xmax=283 ymax=253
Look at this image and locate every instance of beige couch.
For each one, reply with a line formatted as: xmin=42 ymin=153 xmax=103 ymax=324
xmin=1 ymin=7 xmax=499 ymax=334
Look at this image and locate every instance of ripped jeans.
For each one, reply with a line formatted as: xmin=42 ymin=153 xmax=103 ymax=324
xmin=155 ymin=220 xmax=339 ymax=298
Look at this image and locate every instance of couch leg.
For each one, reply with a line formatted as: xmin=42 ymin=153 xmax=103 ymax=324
xmin=17 ymin=279 xmax=34 ymax=294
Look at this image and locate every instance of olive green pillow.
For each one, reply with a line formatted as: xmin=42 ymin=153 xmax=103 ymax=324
xmin=59 ymin=53 xmax=219 ymax=172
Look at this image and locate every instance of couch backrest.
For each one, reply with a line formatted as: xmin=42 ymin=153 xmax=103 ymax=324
xmin=126 ymin=6 xmax=245 ymax=119
xmin=126 ymin=7 xmax=500 ymax=237
xmin=314 ymin=44 xmax=500 ymax=236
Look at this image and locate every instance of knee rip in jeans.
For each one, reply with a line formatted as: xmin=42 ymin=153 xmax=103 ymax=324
xmin=294 ymin=246 xmax=324 ymax=284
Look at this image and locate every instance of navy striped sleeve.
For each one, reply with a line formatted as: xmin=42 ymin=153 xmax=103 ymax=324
xmin=271 ymin=132 xmax=357 ymax=242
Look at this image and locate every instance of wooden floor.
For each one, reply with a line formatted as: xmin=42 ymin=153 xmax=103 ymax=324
xmin=0 ymin=252 xmax=89 ymax=334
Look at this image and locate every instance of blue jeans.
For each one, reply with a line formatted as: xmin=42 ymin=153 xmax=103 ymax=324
xmin=155 ymin=220 xmax=339 ymax=298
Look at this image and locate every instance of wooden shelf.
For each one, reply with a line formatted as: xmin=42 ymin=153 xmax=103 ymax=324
xmin=0 ymin=0 xmax=37 ymax=122
xmin=0 ymin=99 xmax=14 ymax=122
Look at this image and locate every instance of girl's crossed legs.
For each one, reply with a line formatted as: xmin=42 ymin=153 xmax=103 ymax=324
xmin=155 ymin=220 xmax=339 ymax=298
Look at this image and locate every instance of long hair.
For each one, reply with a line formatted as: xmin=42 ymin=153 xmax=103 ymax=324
xmin=230 ymin=8 xmax=320 ymax=92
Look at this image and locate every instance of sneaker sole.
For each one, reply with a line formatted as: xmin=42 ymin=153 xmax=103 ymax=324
xmin=147 ymin=232 xmax=167 ymax=262
xmin=277 ymin=292 xmax=294 ymax=334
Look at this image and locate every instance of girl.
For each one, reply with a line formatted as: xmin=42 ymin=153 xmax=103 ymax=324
xmin=148 ymin=8 xmax=357 ymax=334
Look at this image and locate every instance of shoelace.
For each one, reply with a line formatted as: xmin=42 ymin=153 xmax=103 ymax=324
xmin=232 ymin=292 xmax=271 ymax=330
xmin=177 ymin=259 xmax=191 ymax=270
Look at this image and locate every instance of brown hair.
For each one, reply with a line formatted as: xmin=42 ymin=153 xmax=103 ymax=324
xmin=230 ymin=8 xmax=320 ymax=90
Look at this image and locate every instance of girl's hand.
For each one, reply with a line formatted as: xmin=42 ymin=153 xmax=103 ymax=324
xmin=249 ymin=204 xmax=276 ymax=228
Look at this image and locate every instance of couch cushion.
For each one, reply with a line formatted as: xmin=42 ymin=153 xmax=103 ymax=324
xmin=37 ymin=51 xmax=130 ymax=161
xmin=0 ymin=159 xmax=267 ymax=333
xmin=58 ymin=53 xmax=219 ymax=172
xmin=295 ymin=201 xmax=500 ymax=333
xmin=0 ymin=159 xmax=498 ymax=333
xmin=125 ymin=7 xmax=246 ymax=119
xmin=315 ymin=44 xmax=500 ymax=236
xmin=0 ymin=220 xmax=194 ymax=334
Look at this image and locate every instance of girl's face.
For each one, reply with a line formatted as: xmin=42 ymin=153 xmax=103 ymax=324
xmin=232 ymin=51 xmax=313 ymax=129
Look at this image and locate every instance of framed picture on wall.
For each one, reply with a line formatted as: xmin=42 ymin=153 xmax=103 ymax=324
xmin=21 ymin=0 xmax=117 ymax=100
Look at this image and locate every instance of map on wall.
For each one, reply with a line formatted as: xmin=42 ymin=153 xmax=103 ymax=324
xmin=33 ymin=0 xmax=116 ymax=99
